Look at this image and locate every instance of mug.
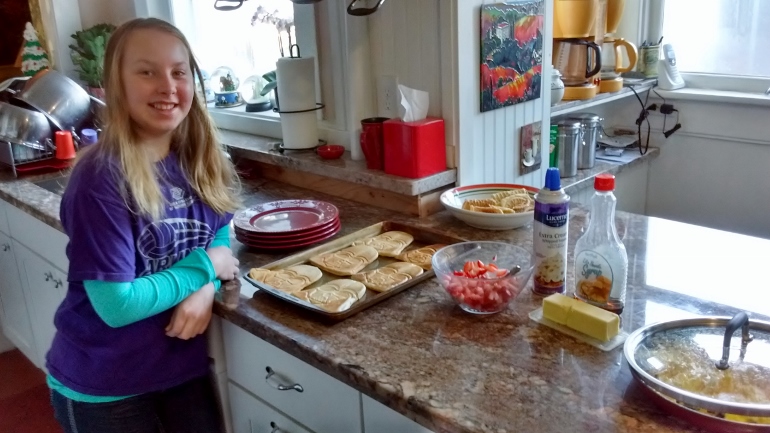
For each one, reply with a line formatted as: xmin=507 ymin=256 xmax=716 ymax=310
xmin=360 ymin=117 xmax=388 ymax=170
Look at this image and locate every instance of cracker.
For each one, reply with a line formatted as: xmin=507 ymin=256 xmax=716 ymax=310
xmin=309 ymin=245 xmax=379 ymax=276
xmin=351 ymin=262 xmax=424 ymax=292
xmin=247 ymin=265 xmax=323 ymax=293
xmin=352 ymin=231 xmax=414 ymax=257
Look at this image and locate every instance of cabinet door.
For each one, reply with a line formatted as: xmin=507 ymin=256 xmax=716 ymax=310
xmin=0 ymin=232 xmax=37 ymax=363
xmin=228 ymin=382 xmax=314 ymax=433
xmin=13 ymin=241 xmax=66 ymax=370
xmin=362 ymin=394 xmax=434 ymax=433
xmin=223 ymin=321 xmax=361 ymax=433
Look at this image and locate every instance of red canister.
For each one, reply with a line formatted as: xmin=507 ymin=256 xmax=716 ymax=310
xmin=383 ymin=117 xmax=446 ymax=179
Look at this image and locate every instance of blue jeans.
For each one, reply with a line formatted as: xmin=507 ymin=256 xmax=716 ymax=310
xmin=50 ymin=375 xmax=224 ymax=433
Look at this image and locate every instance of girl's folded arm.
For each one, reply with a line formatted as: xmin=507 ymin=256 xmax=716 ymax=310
xmin=84 ymin=248 xmax=216 ymax=328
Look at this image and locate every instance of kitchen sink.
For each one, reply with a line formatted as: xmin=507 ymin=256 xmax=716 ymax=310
xmin=33 ymin=175 xmax=70 ymax=195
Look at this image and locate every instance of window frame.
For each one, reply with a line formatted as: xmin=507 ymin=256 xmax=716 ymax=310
xmin=647 ymin=0 xmax=770 ymax=95
xmin=134 ymin=0 xmax=350 ymax=141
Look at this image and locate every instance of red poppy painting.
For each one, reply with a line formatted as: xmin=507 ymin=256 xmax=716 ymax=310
xmin=481 ymin=1 xmax=544 ymax=112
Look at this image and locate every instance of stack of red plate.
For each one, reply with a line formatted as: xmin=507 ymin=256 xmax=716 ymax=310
xmin=233 ymin=200 xmax=341 ymax=250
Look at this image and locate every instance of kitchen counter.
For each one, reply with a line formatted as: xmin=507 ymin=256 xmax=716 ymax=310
xmin=4 ymin=145 xmax=744 ymax=433
xmin=216 ymin=179 xmax=768 ymax=433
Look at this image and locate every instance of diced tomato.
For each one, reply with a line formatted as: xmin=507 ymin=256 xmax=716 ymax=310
xmin=453 ymin=271 xmax=465 ymax=276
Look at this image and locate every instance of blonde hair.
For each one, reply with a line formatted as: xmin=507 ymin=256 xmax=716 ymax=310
xmin=95 ymin=17 xmax=240 ymax=219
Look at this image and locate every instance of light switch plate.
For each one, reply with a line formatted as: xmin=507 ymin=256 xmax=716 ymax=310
xmin=378 ymin=75 xmax=399 ymax=118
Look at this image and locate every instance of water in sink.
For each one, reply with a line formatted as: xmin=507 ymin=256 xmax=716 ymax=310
xmin=33 ymin=175 xmax=70 ymax=195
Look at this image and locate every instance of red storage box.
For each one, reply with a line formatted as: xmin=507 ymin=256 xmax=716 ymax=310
xmin=383 ymin=117 xmax=446 ymax=179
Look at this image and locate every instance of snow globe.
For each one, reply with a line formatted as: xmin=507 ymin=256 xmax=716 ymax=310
xmin=242 ymin=74 xmax=273 ymax=112
xmin=210 ymin=66 xmax=243 ymax=108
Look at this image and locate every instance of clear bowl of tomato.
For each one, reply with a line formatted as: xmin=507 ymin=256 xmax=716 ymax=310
xmin=432 ymin=242 xmax=534 ymax=314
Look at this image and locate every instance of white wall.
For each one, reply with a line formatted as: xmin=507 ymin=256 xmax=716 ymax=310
xmin=78 ymin=0 xmax=137 ymax=27
xmin=600 ymin=94 xmax=770 ymax=239
xmin=0 ymin=323 xmax=14 ymax=353
xmin=454 ymin=0 xmax=553 ymax=187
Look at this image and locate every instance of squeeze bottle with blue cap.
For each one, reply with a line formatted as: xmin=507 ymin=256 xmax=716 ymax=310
xmin=573 ymin=173 xmax=628 ymax=314
xmin=80 ymin=128 xmax=98 ymax=147
xmin=533 ymin=167 xmax=570 ymax=296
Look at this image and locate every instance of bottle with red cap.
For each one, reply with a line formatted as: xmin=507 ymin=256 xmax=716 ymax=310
xmin=573 ymin=173 xmax=628 ymax=314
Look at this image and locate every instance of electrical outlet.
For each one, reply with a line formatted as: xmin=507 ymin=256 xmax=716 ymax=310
xmin=378 ymin=75 xmax=399 ymax=118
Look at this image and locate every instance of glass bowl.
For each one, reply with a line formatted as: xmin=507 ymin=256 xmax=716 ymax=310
xmin=432 ymin=242 xmax=534 ymax=314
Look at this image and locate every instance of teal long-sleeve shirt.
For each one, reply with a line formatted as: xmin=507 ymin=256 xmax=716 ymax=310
xmin=48 ymin=224 xmax=232 ymax=402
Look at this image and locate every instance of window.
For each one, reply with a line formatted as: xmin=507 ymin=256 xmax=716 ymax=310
xmin=661 ymin=0 xmax=770 ymax=78
xmin=170 ymin=0 xmax=297 ymax=120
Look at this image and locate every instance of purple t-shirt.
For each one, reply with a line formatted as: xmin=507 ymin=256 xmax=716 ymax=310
xmin=46 ymin=150 xmax=232 ymax=396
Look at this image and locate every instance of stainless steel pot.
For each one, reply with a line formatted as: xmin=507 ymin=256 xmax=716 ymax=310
xmin=14 ymin=70 xmax=92 ymax=132
xmin=567 ymin=113 xmax=601 ymax=169
xmin=624 ymin=313 xmax=770 ymax=432
xmin=0 ymin=101 xmax=53 ymax=151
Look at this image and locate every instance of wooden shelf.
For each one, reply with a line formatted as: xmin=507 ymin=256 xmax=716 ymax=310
xmin=550 ymin=79 xmax=657 ymax=117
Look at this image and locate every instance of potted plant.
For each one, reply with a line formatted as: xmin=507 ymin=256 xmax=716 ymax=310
xmin=69 ymin=23 xmax=116 ymax=99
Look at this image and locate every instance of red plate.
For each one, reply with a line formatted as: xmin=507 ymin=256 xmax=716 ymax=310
xmin=236 ymin=222 xmax=341 ymax=250
xmin=234 ymin=200 xmax=339 ymax=234
xmin=234 ymin=217 xmax=339 ymax=241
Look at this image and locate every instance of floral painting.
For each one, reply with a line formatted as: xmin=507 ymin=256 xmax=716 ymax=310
xmin=480 ymin=1 xmax=544 ymax=112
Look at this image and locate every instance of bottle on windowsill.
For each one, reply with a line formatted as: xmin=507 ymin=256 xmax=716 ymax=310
xmin=573 ymin=173 xmax=628 ymax=314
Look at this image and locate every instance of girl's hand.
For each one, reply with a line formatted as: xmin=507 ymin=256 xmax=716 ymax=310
xmin=207 ymin=246 xmax=240 ymax=281
xmin=165 ymin=282 xmax=215 ymax=340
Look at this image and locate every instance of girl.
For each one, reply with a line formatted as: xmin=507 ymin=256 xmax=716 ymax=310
xmin=46 ymin=18 xmax=241 ymax=433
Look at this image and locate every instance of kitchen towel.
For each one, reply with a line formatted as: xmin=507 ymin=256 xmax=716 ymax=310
xmin=276 ymin=56 xmax=319 ymax=149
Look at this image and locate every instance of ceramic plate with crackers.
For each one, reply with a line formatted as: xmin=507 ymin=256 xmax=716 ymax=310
xmin=440 ymin=183 xmax=538 ymax=231
xmin=244 ymin=221 xmax=464 ymax=321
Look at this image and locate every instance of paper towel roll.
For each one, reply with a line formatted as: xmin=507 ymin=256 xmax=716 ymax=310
xmin=276 ymin=57 xmax=316 ymax=112
xmin=280 ymin=111 xmax=319 ymax=150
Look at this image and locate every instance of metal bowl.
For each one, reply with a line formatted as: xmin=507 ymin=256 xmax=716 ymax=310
xmin=0 ymin=101 xmax=53 ymax=151
xmin=624 ymin=315 xmax=770 ymax=432
xmin=14 ymin=70 xmax=92 ymax=132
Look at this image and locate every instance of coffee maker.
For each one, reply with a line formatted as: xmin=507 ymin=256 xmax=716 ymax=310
xmin=552 ymin=0 xmax=603 ymax=100
xmin=598 ymin=0 xmax=638 ymax=93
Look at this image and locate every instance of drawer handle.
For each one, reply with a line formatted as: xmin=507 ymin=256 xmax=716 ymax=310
xmin=265 ymin=366 xmax=304 ymax=393
xmin=247 ymin=420 xmax=283 ymax=433
xmin=44 ymin=271 xmax=53 ymax=281
xmin=1 ymin=243 xmax=9 ymax=251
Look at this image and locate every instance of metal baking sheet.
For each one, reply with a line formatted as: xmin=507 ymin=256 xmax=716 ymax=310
xmin=244 ymin=221 xmax=466 ymax=321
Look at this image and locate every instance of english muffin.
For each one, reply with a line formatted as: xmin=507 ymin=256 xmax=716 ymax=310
xmin=395 ymin=244 xmax=446 ymax=270
xmin=311 ymin=279 xmax=367 ymax=300
xmin=247 ymin=265 xmax=323 ymax=293
xmin=309 ymin=245 xmax=379 ymax=276
xmin=293 ymin=282 xmax=358 ymax=313
xmin=352 ymin=231 xmax=414 ymax=257
xmin=351 ymin=262 xmax=424 ymax=292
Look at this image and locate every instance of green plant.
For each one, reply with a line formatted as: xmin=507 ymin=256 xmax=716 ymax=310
xmin=260 ymin=70 xmax=277 ymax=96
xmin=69 ymin=23 xmax=116 ymax=88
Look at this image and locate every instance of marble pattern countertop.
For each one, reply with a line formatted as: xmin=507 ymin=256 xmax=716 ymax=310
xmin=1 ymin=145 xmax=735 ymax=433
xmin=216 ymin=178 xmax=767 ymax=433
xmin=220 ymin=129 xmax=458 ymax=196
xmin=220 ymin=129 xmax=657 ymax=197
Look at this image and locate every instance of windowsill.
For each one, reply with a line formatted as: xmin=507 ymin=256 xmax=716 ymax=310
xmin=652 ymin=87 xmax=770 ymax=108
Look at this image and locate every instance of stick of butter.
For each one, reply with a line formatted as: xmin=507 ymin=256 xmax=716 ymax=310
xmin=542 ymin=294 xmax=620 ymax=342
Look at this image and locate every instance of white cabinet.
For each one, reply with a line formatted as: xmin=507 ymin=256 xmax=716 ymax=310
xmin=222 ymin=321 xmax=361 ymax=433
xmin=362 ymin=394 xmax=434 ymax=433
xmin=0 ymin=231 xmax=37 ymax=363
xmin=13 ymin=241 xmax=66 ymax=369
xmin=228 ymin=382 xmax=314 ymax=433
xmin=0 ymin=199 xmax=69 ymax=368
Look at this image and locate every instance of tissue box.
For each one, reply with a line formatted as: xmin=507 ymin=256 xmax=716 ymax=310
xmin=383 ymin=118 xmax=446 ymax=179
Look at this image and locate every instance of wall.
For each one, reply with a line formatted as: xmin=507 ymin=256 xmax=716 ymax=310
xmin=454 ymin=0 xmax=553 ymax=187
xmin=78 ymin=0 xmax=136 ymax=27
xmin=0 ymin=324 xmax=14 ymax=353
xmin=599 ymin=94 xmax=770 ymax=239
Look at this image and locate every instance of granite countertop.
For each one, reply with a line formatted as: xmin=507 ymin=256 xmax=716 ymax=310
xmin=221 ymin=129 xmax=458 ymax=196
xmin=216 ymin=179 xmax=768 ymax=433
xmin=0 ymin=145 xmax=725 ymax=433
